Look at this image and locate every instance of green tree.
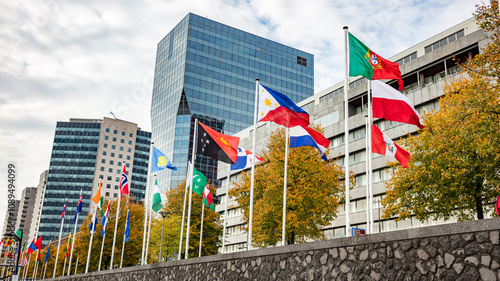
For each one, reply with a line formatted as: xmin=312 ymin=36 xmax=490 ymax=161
xmin=147 ymin=179 xmax=222 ymax=261
xmin=382 ymin=2 xmax=500 ymax=221
xmin=232 ymin=126 xmax=345 ymax=247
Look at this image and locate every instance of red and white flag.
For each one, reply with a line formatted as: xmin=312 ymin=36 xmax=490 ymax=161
xmin=120 ymin=164 xmax=129 ymax=198
xmin=372 ymin=80 xmax=424 ymax=129
xmin=371 ymin=124 xmax=410 ymax=168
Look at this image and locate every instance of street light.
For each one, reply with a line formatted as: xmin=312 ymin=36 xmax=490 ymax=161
xmin=158 ymin=211 xmax=170 ymax=262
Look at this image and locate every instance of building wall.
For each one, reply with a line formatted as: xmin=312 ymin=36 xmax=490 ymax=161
xmin=151 ymin=13 xmax=314 ymax=188
xmin=217 ymin=17 xmax=489 ymax=252
xmin=28 ymin=170 xmax=48 ymax=242
xmin=14 ymin=187 xmax=37 ymax=243
xmin=46 ymin=218 xmax=500 ymax=281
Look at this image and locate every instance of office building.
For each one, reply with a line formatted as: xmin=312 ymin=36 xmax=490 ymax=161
xmin=151 ymin=13 xmax=314 ymax=188
xmin=218 ymin=17 xmax=485 ymax=252
xmin=28 ymin=170 xmax=48 ymax=243
xmin=14 ymin=187 xmax=37 ymax=244
xmin=38 ymin=117 xmax=150 ymax=244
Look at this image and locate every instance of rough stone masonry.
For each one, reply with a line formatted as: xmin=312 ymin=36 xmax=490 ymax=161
xmin=47 ymin=218 xmax=500 ymax=280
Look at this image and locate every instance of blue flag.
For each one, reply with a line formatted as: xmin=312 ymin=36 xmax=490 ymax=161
xmin=289 ymin=125 xmax=330 ymax=161
xmin=45 ymin=243 xmax=51 ymax=262
xmin=89 ymin=210 xmax=98 ymax=235
xmin=151 ymin=146 xmax=177 ymax=172
xmin=72 ymin=190 xmax=83 ymax=224
xmin=124 ymin=209 xmax=130 ymax=242
xmin=101 ymin=202 xmax=111 ymax=236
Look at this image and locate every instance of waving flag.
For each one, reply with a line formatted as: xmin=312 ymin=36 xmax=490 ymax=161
xmin=152 ymin=179 xmax=162 ymax=213
xmin=27 ymin=239 xmax=36 ymax=255
xmin=124 ymin=210 xmax=130 ymax=242
xmin=190 ymin=167 xmax=207 ymax=195
xmin=371 ymin=124 xmax=410 ymax=168
xmin=202 ymin=185 xmax=215 ymax=211
xmin=72 ymin=191 xmax=83 ymax=224
xmin=151 ymin=146 xmax=177 ymax=172
xmin=92 ymin=180 xmax=104 ymax=216
xmin=231 ymin=147 xmax=265 ymax=170
xmin=62 ymin=199 xmax=67 ymax=218
xmin=290 ymin=125 xmax=330 ymax=161
xmin=120 ymin=164 xmax=129 ymax=198
xmin=197 ymin=121 xmax=240 ymax=164
xmin=372 ymin=80 xmax=424 ymax=129
xmin=90 ymin=210 xmax=98 ymax=235
xmin=101 ymin=202 xmax=111 ymax=236
xmin=66 ymin=234 xmax=72 ymax=257
xmin=258 ymin=84 xmax=309 ymax=128
xmin=349 ymin=32 xmax=404 ymax=90
xmin=45 ymin=243 xmax=51 ymax=262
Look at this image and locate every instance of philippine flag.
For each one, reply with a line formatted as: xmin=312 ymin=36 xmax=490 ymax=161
xmin=289 ymin=126 xmax=330 ymax=161
xmin=120 ymin=164 xmax=129 ymax=198
xmin=371 ymin=124 xmax=411 ymax=168
xmin=372 ymin=80 xmax=424 ymax=129
xmin=258 ymin=83 xmax=309 ymax=128
xmin=231 ymin=147 xmax=264 ymax=171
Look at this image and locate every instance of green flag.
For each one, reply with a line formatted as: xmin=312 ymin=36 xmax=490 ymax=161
xmin=191 ymin=167 xmax=207 ymax=195
xmin=152 ymin=179 xmax=162 ymax=213
xmin=15 ymin=229 xmax=22 ymax=239
xmin=202 ymin=186 xmax=215 ymax=211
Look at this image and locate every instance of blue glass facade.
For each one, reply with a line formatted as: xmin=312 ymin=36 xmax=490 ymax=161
xmin=131 ymin=130 xmax=151 ymax=200
xmin=151 ymin=13 xmax=314 ymax=187
xmin=39 ymin=120 xmax=100 ymax=244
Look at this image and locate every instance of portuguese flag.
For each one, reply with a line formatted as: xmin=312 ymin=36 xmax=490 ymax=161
xmin=349 ymin=32 xmax=404 ymax=90
xmin=196 ymin=121 xmax=239 ymax=164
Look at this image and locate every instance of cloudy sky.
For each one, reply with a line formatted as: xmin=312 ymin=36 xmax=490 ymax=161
xmin=0 ymin=0 xmax=480 ymax=231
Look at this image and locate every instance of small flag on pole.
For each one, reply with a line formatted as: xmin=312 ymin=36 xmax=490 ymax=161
xmin=72 ymin=191 xmax=83 ymax=224
xmin=202 ymin=185 xmax=215 ymax=211
xmin=45 ymin=243 xmax=51 ymax=263
xmin=151 ymin=146 xmax=177 ymax=172
xmin=289 ymin=125 xmax=331 ymax=161
xmin=101 ymin=202 xmax=111 ymax=236
xmin=62 ymin=199 xmax=67 ymax=218
xmin=124 ymin=210 xmax=130 ymax=242
xmin=92 ymin=180 xmax=104 ymax=217
xmin=90 ymin=210 xmax=98 ymax=235
xmin=231 ymin=147 xmax=264 ymax=171
xmin=152 ymin=179 xmax=162 ymax=213
xmin=190 ymin=168 xmax=207 ymax=195
xmin=120 ymin=164 xmax=129 ymax=198
xmin=371 ymin=124 xmax=411 ymax=168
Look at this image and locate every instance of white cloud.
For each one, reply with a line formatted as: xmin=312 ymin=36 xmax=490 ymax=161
xmin=0 ymin=0 xmax=481 ymax=231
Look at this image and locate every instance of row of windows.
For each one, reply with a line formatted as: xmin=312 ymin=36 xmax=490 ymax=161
xmin=395 ymin=52 xmax=417 ymax=66
xmin=319 ymin=87 xmax=344 ymax=103
xmin=425 ymin=29 xmax=464 ymax=54
xmin=104 ymin=128 xmax=134 ymax=138
xmin=103 ymin=143 xmax=132 ymax=151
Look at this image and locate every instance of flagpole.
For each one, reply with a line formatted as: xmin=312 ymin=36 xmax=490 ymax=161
xmin=43 ymin=259 xmax=48 ymax=279
xmin=24 ymin=254 xmax=31 ymax=280
xmin=222 ymin=163 xmax=230 ymax=254
xmin=365 ymin=115 xmax=370 ymax=234
xmin=185 ymin=118 xmax=198 ymax=259
xmin=62 ymin=255 xmax=66 ymax=276
xmin=98 ymin=232 xmax=106 ymax=271
xmin=248 ymin=79 xmax=259 ymax=250
xmin=178 ymin=169 xmax=190 ymax=260
xmin=368 ymin=81 xmax=374 ymax=234
xmin=110 ymin=164 xmax=125 ymax=270
xmin=282 ymin=128 xmax=289 ymax=246
xmin=145 ymin=200 xmax=153 ymax=262
xmin=198 ymin=203 xmax=205 ymax=257
xmin=68 ymin=191 xmax=81 ymax=276
xmin=120 ymin=209 xmax=129 ymax=268
xmin=85 ymin=210 xmax=96 ymax=273
xmin=343 ymin=26 xmax=351 ymax=237
xmin=32 ymin=258 xmax=37 ymax=280
xmin=74 ymin=256 xmax=78 ymax=274
xmin=53 ymin=200 xmax=65 ymax=278
xmin=141 ymin=142 xmax=154 ymax=265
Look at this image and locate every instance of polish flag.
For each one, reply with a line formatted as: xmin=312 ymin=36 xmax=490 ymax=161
xmin=372 ymin=80 xmax=424 ymax=129
xmin=371 ymin=124 xmax=410 ymax=168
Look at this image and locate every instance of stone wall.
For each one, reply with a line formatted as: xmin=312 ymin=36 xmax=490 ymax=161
xmin=46 ymin=218 xmax=500 ymax=280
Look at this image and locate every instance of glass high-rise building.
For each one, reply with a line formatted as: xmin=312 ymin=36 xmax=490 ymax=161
xmin=38 ymin=117 xmax=150 ymax=244
xmin=151 ymin=13 xmax=314 ymax=188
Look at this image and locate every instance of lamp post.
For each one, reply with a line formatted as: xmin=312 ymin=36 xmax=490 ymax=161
xmin=159 ymin=211 xmax=170 ymax=262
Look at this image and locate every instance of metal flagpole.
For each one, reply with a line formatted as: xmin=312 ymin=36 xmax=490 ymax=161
xmin=68 ymin=194 xmax=80 ymax=276
xmin=43 ymin=259 xmax=48 ymax=279
xmin=178 ymin=165 xmax=190 ymax=260
xmin=25 ymin=254 xmax=32 ymax=280
xmin=145 ymin=198 xmax=153 ymax=262
xmin=32 ymin=258 xmax=37 ymax=280
xmin=365 ymin=115 xmax=370 ymax=234
xmin=120 ymin=209 xmax=128 ymax=268
xmin=85 ymin=210 xmax=96 ymax=273
xmin=62 ymin=255 xmax=66 ymax=277
xmin=343 ymin=26 xmax=351 ymax=237
xmin=74 ymin=256 xmax=78 ymax=274
xmin=185 ymin=118 xmax=198 ymax=259
xmin=141 ymin=142 xmax=154 ymax=265
xmin=282 ymin=128 xmax=290 ymax=246
xmin=98 ymin=232 xmax=106 ymax=271
xmin=198 ymin=204 xmax=205 ymax=257
xmin=368 ymin=81 xmax=374 ymax=234
xmin=110 ymin=164 xmax=126 ymax=270
xmin=222 ymin=163 xmax=230 ymax=253
xmin=53 ymin=200 xmax=65 ymax=278
xmin=248 ymin=79 xmax=259 ymax=250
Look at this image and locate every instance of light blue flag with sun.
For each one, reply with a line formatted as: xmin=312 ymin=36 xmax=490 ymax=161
xmin=151 ymin=146 xmax=177 ymax=172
